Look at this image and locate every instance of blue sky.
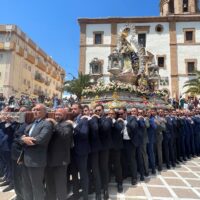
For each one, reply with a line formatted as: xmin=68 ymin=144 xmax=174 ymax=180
xmin=0 ymin=0 xmax=159 ymax=79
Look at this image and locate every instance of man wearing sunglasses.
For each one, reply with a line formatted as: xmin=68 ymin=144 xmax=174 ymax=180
xmin=94 ymin=104 xmax=112 ymax=200
xmin=119 ymin=107 xmax=139 ymax=185
xmin=88 ymin=106 xmax=102 ymax=200
xmin=71 ymin=103 xmax=90 ymax=200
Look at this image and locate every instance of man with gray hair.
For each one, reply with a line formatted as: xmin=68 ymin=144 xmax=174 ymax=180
xmin=21 ymin=104 xmax=53 ymax=200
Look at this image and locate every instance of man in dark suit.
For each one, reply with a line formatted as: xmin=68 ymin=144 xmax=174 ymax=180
xmin=11 ymin=107 xmax=28 ymax=199
xmin=45 ymin=108 xmax=73 ymax=200
xmin=109 ymin=109 xmax=124 ymax=193
xmin=95 ymin=104 xmax=113 ymax=200
xmin=120 ymin=107 xmax=138 ymax=185
xmin=130 ymin=108 xmax=145 ymax=182
xmin=163 ymin=110 xmax=175 ymax=169
xmin=155 ymin=109 xmax=166 ymax=171
xmin=71 ymin=103 xmax=90 ymax=200
xmin=147 ymin=109 xmax=157 ymax=175
xmin=88 ymin=106 xmax=102 ymax=200
xmin=21 ymin=104 xmax=53 ymax=200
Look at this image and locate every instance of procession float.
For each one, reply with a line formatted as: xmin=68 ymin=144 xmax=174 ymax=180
xmin=81 ymin=24 xmax=172 ymax=110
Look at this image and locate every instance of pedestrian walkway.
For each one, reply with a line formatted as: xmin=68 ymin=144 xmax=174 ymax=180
xmin=1 ymin=157 xmax=200 ymax=200
xmin=90 ymin=157 xmax=200 ymax=200
xmin=0 ymin=186 xmax=15 ymax=200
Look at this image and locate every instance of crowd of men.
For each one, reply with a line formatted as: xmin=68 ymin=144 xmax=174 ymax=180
xmin=0 ymin=102 xmax=200 ymax=200
xmin=0 ymin=93 xmax=77 ymax=111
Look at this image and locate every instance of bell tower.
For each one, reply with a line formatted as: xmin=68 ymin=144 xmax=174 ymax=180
xmin=160 ymin=0 xmax=199 ymax=16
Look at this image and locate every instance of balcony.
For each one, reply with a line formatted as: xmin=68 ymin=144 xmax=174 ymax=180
xmin=56 ymin=85 xmax=63 ymax=92
xmin=34 ymin=89 xmax=44 ymax=95
xmin=33 ymin=89 xmax=39 ymax=95
xmin=46 ymin=67 xmax=52 ymax=74
xmin=35 ymin=72 xmax=45 ymax=83
xmin=56 ymin=75 xmax=61 ymax=81
xmin=0 ymin=42 xmax=3 ymax=50
xmin=36 ymin=60 xmax=47 ymax=72
xmin=45 ymin=80 xmax=51 ymax=86
xmin=51 ymin=71 xmax=57 ymax=79
xmin=24 ymin=51 xmax=35 ymax=64
xmin=16 ymin=45 xmax=24 ymax=56
xmin=0 ymin=42 xmax=16 ymax=50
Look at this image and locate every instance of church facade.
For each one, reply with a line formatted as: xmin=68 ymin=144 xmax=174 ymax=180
xmin=78 ymin=0 xmax=200 ymax=98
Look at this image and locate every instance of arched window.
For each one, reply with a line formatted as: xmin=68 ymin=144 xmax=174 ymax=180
xmin=89 ymin=58 xmax=102 ymax=75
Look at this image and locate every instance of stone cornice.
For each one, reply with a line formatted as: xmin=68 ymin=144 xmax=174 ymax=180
xmin=78 ymin=15 xmax=200 ymax=24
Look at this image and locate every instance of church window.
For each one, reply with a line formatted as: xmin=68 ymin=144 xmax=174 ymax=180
xmin=185 ymin=59 xmax=197 ymax=75
xmin=187 ymin=62 xmax=195 ymax=74
xmin=138 ymin=33 xmax=146 ymax=47
xmin=169 ymin=0 xmax=174 ymax=13
xmin=155 ymin=24 xmax=164 ymax=33
xmin=94 ymin=32 xmax=103 ymax=45
xmin=184 ymin=29 xmax=195 ymax=43
xmin=183 ymin=0 xmax=189 ymax=12
xmin=157 ymin=56 xmax=165 ymax=68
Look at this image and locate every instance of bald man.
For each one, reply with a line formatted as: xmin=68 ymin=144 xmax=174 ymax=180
xmin=45 ymin=108 xmax=73 ymax=200
xmin=21 ymin=104 xmax=53 ymax=200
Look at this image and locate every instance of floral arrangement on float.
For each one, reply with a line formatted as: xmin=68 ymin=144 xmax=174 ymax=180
xmin=82 ymin=81 xmax=169 ymax=99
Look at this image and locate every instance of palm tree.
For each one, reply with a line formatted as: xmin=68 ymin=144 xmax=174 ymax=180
xmin=183 ymin=71 xmax=200 ymax=95
xmin=63 ymin=73 xmax=91 ymax=101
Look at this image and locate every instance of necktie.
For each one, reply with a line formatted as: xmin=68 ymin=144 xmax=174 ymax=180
xmin=29 ymin=120 xmax=39 ymax=136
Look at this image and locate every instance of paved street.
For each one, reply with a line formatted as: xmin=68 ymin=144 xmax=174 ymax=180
xmin=1 ymin=157 xmax=200 ymax=200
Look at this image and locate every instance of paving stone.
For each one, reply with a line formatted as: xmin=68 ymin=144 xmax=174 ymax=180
xmin=124 ymin=186 xmax=145 ymax=197
xmin=185 ymin=179 xmax=200 ymax=187
xmin=161 ymin=171 xmax=178 ymax=177
xmin=187 ymin=166 xmax=200 ymax=172
xmin=145 ymin=177 xmax=164 ymax=186
xmin=173 ymin=188 xmax=200 ymax=199
xmin=164 ymin=178 xmax=188 ymax=187
xmin=148 ymin=187 xmax=172 ymax=197
xmin=0 ymin=192 xmax=15 ymax=200
xmin=177 ymin=171 xmax=199 ymax=178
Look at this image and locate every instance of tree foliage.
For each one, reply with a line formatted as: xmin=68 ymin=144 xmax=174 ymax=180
xmin=63 ymin=73 xmax=91 ymax=100
xmin=183 ymin=71 xmax=200 ymax=95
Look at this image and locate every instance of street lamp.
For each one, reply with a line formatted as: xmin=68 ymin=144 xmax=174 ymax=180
xmin=67 ymin=73 xmax=76 ymax=80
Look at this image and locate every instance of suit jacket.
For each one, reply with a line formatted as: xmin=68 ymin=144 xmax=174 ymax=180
xmin=155 ymin=116 xmax=166 ymax=142
xmin=163 ymin=116 xmax=174 ymax=140
xmin=11 ymin=122 xmax=27 ymax=160
xmin=99 ymin=116 xmax=113 ymax=150
xmin=126 ymin=116 xmax=141 ymax=147
xmin=73 ymin=117 xmax=90 ymax=156
xmin=23 ymin=119 xmax=53 ymax=167
xmin=0 ymin=128 xmax=9 ymax=151
xmin=177 ymin=117 xmax=185 ymax=137
xmin=47 ymin=121 xmax=73 ymax=167
xmin=111 ymin=120 xmax=124 ymax=150
xmin=89 ymin=116 xmax=102 ymax=153
xmin=147 ymin=116 xmax=157 ymax=144
xmin=137 ymin=117 xmax=146 ymax=145
xmin=193 ymin=116 xmax=200 ymax=135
